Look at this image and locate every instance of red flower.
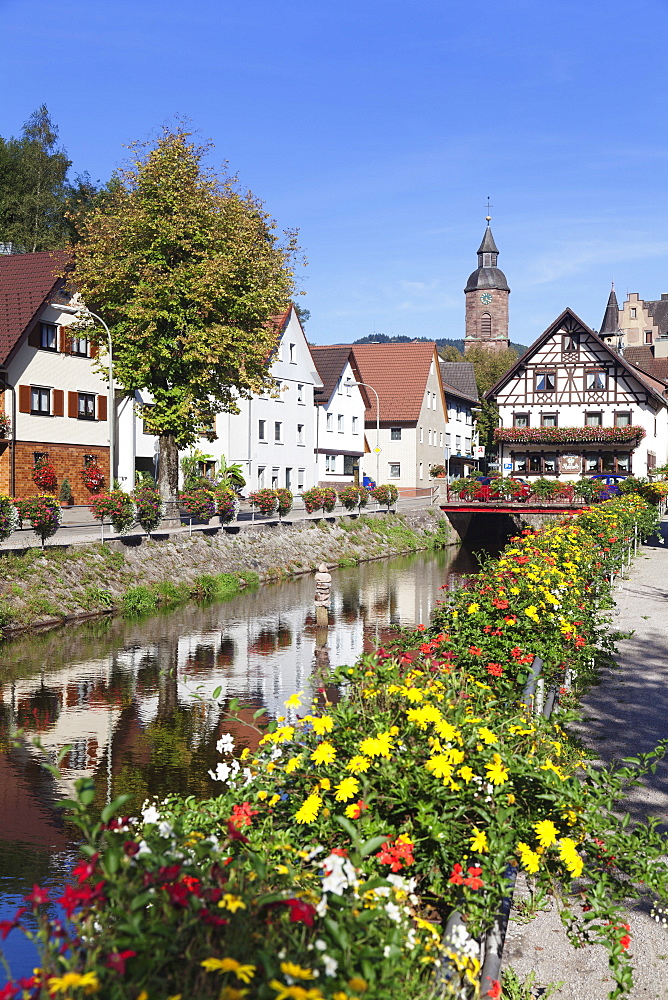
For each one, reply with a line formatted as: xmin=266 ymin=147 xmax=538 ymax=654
xmin=516 ymin=555 xmax=529 ymax=564
xmin=468 ymin=646 xmax=482 ymax=656
xmin=0 ymin=983 xmax=18 ymax=999
xmin=123 ymin=840 xmax=140 ymax=857
xmin=227 ymin=820 xmax=249 ymax=844
xmin=283 ymin=898 xmax=317 ymax=926
xmin=105 ymin=950 xmax=137 ymax=975
xmin=448 ymin=863 xmax=465 ymax=885
xmin=24 ymin=885 xmax=49 ymax=906
xmin=347 ymin=800 xmax=368 ymax=819
xmin=0 ymin=909 xmax=26 ymax=940
xmin=420 ymin=642 xmax=435 ymax=655
xmin=164 ymin=882 xmax=190 ymax=907
xmin=504 ymin=616 xmax=516 ymax=624
xmin=230 ymin=802 xmax=259 ymax=828
xmin=72 ymin=854 xmax=99 ymax=884
xmin=486 ymin=981 xmax=502 ymax=999
xmin=331 ymin=847 xmax=349 ymax=857
xmin=200 ymin=910 xmax=228 ymax=926
xmin=492 ymin=598 xmax=509 ymax=609
xmin=157 ymin=864 xmax=182 ymax=883
xmin=486 ymin=663 xmax=503 ymax=677
xmin=376 ymin=835 xmax=415 ymax=872
xmin=465 ymin=866 xmax=484 ymax=890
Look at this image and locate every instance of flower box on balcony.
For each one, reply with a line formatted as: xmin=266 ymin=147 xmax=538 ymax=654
xmin=494 ymin=425 xmax=646 ymax=445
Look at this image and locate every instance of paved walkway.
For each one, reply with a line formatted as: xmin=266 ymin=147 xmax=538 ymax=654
xmin=503 ymin=517 xmax=668 ymax=998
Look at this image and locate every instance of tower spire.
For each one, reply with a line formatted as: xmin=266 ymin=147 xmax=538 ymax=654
xmin=599 ymin=283 xmax=621 ymax=338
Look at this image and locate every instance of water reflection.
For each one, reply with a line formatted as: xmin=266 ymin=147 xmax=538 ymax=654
xmin=0 ymin=543 xmax=478 ymax=974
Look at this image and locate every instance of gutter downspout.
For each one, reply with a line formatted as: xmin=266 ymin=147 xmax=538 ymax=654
xmin=0 ymin=372 xmax=16 ymax=497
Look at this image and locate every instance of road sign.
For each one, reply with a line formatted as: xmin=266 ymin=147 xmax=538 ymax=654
xmin=373 ymin=447 xmax=381 ymax=454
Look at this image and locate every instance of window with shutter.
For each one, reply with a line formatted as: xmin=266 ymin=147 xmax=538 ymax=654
xmin=480 ymin=313 xmax=492 ymax=337
xmin=19 ymin=385 xmax=30 ymax=413
xmin=68 ymin=391 xmax=78 ymax=418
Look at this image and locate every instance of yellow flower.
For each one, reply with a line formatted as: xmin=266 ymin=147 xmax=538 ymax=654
xmin=444 ymin=746 xmax=465 ymax=765
xmin=534 ymin=819 xmax=559 ymax=848
xmin=403 ymin=687 xmax=423 ymax=702
xmin=359 ymin=732 xmax=393 ymax=758
xmin=295 ymin=793 xmax=323 ymax=824
xmin=470 ymin=827 xmax=489 ymax=852
xmin=425 ymin=755 xmax=452 ymax=780
xmin=506 ymin=793 xmax=516 ymax=804
xmin=348 ymin=976 xmax=369 ymax=992
xmin=434 ymin=718 xmax=461 ymax=743
xmin=346 ymin=755 xmax=371 ymax=773
xmin=524 ymin=605 xmax=540 ymax=622
xmin=467 ymin=602 xmax=480 ymax=613
xmin=48 ymin=972 xmax=100 ymax=995
xmin=240 ymin=747 xmax=251 ymax=760
xmin=484 ymin=753 xmax=509 ymax=785
xmin=221 ymin=988 xmax=250 ymax=1000
xmin=269 ymin=794 xmax=280 ymax=807
xmin=257 ymin=790 xmax=268 ymax=800
xmin=201 ymin=958 xmax=256 ymax=983
xmin=285 ymin=691 xmax=303 ymax=708
xmin=558 ymin=838 xmax=584 ymax=877
xmin=477 ymin=726 xmax=497 ymax=744
xmin=219 ymin=894 xmax=247 ymax=913
xmin=285 ymin=756 xmax=302 ymax=774
xmin=269 ymin=982 xmax=324 ymax=1000
xmin=458 ymin=765 xmax=475 ymax=783
xmin=310 ymin=741 xmax=336 ymax=766
xmin=335 ymin=776 xmax=360 ymax=801
xmin=275 ymin=864 xmax=289 ymax=874
xmin=311 ymin=715 xmax=334 ymax=735
xmin=280 ymin=962 xmax=315 ymax=980
xmin=407 ymin=704 xmax=443 ymax=729
xmin=516 ymin=841 xmax=541 ymax=874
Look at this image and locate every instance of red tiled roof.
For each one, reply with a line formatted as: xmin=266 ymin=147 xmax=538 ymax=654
xmin=0 ymin=251 xmax=67 ymax=364
xmin=623 ymin=346 xmax=668 ymax=383
xmin=349 ymin=341 xmax=437 ymax=424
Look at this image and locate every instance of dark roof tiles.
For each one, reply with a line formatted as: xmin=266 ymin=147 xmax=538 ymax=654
xmin=438 ymin=361 xmax=479 ymax=402
xmin=0 ymin=251 xmax=67 ymax=363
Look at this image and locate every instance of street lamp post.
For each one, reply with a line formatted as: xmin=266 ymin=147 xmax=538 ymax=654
xmin=345 ymin=379 xmax=380 ymax=486
xmin=59 ymin=303 xmax=115 ymax=483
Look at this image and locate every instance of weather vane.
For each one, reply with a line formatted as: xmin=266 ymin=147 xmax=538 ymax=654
xmin=485 ymin=196 xmax=492 ymax=222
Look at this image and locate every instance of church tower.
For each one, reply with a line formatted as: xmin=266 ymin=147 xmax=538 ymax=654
xmin=464 ymin=216 xmax=510 ymax=353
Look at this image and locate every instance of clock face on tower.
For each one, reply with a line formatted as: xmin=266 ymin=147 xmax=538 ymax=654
xmin=480 ymin=292 xmax=493 ymax=305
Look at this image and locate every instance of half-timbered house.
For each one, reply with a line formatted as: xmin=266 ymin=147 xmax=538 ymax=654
xmin=486 ymin=308 xmax=668 ymax=479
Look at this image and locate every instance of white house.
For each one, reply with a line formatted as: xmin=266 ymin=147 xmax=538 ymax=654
xmin=351 ymin=342 xmax=448 ymax=490
xmin=439 ymin=361 xmax=480 ymax=479
xmin=310 ymin=346 xmax=369 ymax=486
xmin=486 ymin=308 xmax=668 ymax=479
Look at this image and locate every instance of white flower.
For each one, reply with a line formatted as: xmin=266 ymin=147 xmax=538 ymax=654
xmin=385 ymin=900 xmax=402 ymax=922
xmin=321 ymin=853 xmax=358 ymax=895
xmin=307 ymin=845 xmax=324 ymax=860
xmin=208 ymin=762 xmax=231 ymax=782
xmin=157 ymin=820 xmax=173 ymax=839
xmin=315 ymin=895 xmax=328 ymax=917
xmin=216 ymin=734 xmax=235 ymax=755
xmin=142 ymin=805 xmax=160 ymax=825
xmin=314 ymin=939 xmax=327 ymax=952
xmin=241 ymin=767 xmax=254 ymax=786
xmin=383 ymin=945 xmax=391 ymax=958
xmin=136 ymin=839 xmax=152 ymax=857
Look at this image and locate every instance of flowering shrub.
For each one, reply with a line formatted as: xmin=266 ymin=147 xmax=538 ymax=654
xmin=32 ymin=459 xmax=57 ymax=492
xmin=301 ymin=487 xmax=337 ymax=514
xmin=430 ymin=464 xmax=446 ymax=477
xmin=81 ymin=461 xmax=105 ymax=493
xmin=248 ymin=488 xmax=279 ymax=516
xmin=0 ymin=413 xmax=11 ymax=436
xmin=132 ymin=484 xmax=164 ymax=534
xmin=3 ymin=497 xmax=666 ymax=1000
xmin=338 ymin=484 xmax=368 ymax=510
xmin=216 ymin=487 xmax=239 ymax=523
xmin=15 ymin=494 xmax=62 ymax=543
xmin=275 ymin=488 xmax=293 ymax=517
xmin=371 ymin=483 xmax=399 ymax=508
xmin=494 ymin=426 xmax=646 ymax=444
xmin=0 ymin=493 xmax=18 ymax=541
xmin=179 ymin=487 xmax=217 ymax=521
xmin=89 ymin=491 xmax=137 ymax=534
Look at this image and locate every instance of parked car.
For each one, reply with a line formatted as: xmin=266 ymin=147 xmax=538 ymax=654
xmin=588 ymin=473 xmax=628 ymax=499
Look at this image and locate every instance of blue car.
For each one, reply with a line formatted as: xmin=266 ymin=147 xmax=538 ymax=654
xmin=589 ymin=474 xmax=628 ymax=499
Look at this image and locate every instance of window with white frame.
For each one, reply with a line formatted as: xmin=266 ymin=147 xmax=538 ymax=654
xmin=258 ymin=467 xmax=266 ymax=487
xmin=390 ymin=427 xmax=401 ymax=440
xmin=439 ymin=431 xmax=443 ymax=447
xmin=297 ymin=468 xmax=305 ymax=490
xmin=297 ymin=423 xmax=304 ymax=444
xmin=271 ymin=468 xmax=279 ymax=488
xmin=338 ymin=414 xmax=344 ymax=432
xmin=419 ymin=426 xmax=423 ymax=443
xmin=346 ymin=380 xmax=351 ymax=396
xmin=352 ymin=416 xmax=358 ymax=434
xmin=389 ymin=463 xmax=400 ymax=478
xmin=465 ymin=438 xmax=471 ymax=453
xmin=40 ymin=323 xmax=57 ymax=351
xmin=325 ymin=454 xmax=336 ymax=472
xmin=326 ymin=412 xmax=333 ymax=431
xmin=297 ymin=383 xmax=304 ymax=403
xmin=289 ymin=343 xmax=296 ymax=362
xmin=258 ymin=419 xmax=266 ymax=441
xmin=419 ymin=462 xmax=423 ymax=479
xmin=71 ymin=333 xmax=88 ymax=357
xmin=455 ymin=435 xmax=461 ymax=452
xmin=274 ymin=421 xmax=282 ymax=442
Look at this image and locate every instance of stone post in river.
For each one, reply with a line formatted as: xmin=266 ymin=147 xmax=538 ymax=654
xmin=314 ymin=563 xmax=331 ymax=627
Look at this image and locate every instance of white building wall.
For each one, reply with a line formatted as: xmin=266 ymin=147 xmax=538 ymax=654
xmin=316 ymin=359 xmax=366 ymax=483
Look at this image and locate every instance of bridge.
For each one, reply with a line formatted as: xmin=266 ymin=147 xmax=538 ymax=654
xmin=439 ymin=498 xmax=584 ymax=542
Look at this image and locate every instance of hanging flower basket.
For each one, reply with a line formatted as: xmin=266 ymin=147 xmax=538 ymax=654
xmin=338 ymin=484 xmax=367 ymax=511
xmin=275 ymin=488 xmax=293 ymax=518
xmin=81 ymin=462 xmax=105 ymax=493
xmin=0 ymin=494 xmax=18 ymax=541
xmin=15 ymin=494 xmax=62 ymax=544
xmin=132 ymin=484 xmax=164 ymax=535
xmin=216 ymin=488 xmax=240 ymax=524
xmin=179 ymin=487 xmax=217 ymax=522
xmin=32 ymin=460 xmax=57 ymax=493
xmin=89 ymin=490 xmax=137 ymax=534
xmin=370 ymin=483 xmax=399 ymax=508
xmin=248 ymin=489 xmax=279 ymax=516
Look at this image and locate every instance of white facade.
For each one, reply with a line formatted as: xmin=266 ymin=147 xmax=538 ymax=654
xmin=444 ymin=392 xmax=478 ymax=478
xmin=490 ymin=310 xmax=668 ymax=479
xmin=315 ymin=357 xmax=367 ymax=484
xmin=379 ymin=357 xmax=447 ymax=489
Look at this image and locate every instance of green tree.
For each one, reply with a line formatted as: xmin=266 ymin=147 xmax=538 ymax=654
xmin=0 ymin=105 xmax=72 ymax=252
xmin=465 ymin=346 xmax=519 ymax=450
xmin=69 ymin=126 xmax=298 ymax=508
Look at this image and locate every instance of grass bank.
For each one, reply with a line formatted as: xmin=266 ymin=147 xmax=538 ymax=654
xmin=0 ymin=510 xmax=452 ymax=636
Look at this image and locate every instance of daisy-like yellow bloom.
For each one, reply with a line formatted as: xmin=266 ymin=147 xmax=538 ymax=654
xmin=284 ymin=691 xmax=303 ymax=709
xmin=484 ymin=753 xmax=509 ymax=785
xmin=524 ymin=605 xmax=540 ymax=622
xmin=310 ymin=741 xmax=336 ymax=766
xmin=348 ymin=976 xmax=369 ymax=992
xmin=534 ymin=819 xmax=559 ymax=848
xmin=221 ymin=988 xmax=250 ymax=1000
xmin=467 ymin=602 xmax=480 ymax=614
xmin=516 ymin=842 xmax=541 ymax=874
xmin=403 ymin=687 xmax=423 ymax=702
xmin=311 ymin=715 xmax=334 ymax=735
xmin=470 ymin=827 xmax=489 ymax=852
xmin=261 ymin=726 xmax=296 ymax=745
xmin=444 ymin=746 xmax=465 ymax=766
xmin=346 ymin=755 xmax=371 ymax=774
xmin=295 ymin=793 xmax=323 ymax=824
xmin=201 ymin=959 xmax=256 ymax=983
xmin=48 ymin=972 xmax=100 ymax=995
xmin=240 ymin=747 xmax=251 ymax=760
xmin=477 ymin=726 xmax=497 ymax=745
xmin=219 ymin=894 xmax=247 ymax=913
xmin=558 ymin=838 xmax=584 ymax=878
xmin=284 ymin=756 xmax=302 ymax=774
xmin=434 ymin=718 xmax=462 ymax=743
xmin=280 ymin=962 xmax=315 ymax=980
xmin=458 ymin=765 xmax=476 ymax=783
xmin=509 ymin=586 xmax=520 ymax=595
xmin=407 ymin=704 xmax=443 ymax=729
xmin=257 ymin=790 xmax=268 ymax=800
xmin=334 ymin=776 xmax=360 ymax=801
xmin=269 ymin=793 xmax=281 ymax=807
xmin=425 ymin=755 xmax=452 ymax=780
xmin=359 ymin=732 xmax=393 ymax=758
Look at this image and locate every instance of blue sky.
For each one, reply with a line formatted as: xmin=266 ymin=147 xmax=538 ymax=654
xmin=2 ymin=0 xmax=668 ymax=347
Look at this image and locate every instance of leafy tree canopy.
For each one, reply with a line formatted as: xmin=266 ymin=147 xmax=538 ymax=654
xmin=463 ymin=345 xmax=519 ymax=450
xmin=69 ymin=125 xmax=299 ymax=501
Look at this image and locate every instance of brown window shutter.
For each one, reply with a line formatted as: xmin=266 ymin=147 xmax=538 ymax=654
xmin=28 ymin=326 xmax=41 ymax=348
xmin=68 ymin=391 xmax=78 ymax=418
xmin=19 ymin=385 xmax=30 ymax=412
xmin=53 ymin=389 xmax=64 ymax=416
xmin=90 ymin=340 xmax=98 ymax=359
xmin=97 ymin=395 xmax=107 ymax=421
xmin=60 ymin=326 xmax=72 ymax=353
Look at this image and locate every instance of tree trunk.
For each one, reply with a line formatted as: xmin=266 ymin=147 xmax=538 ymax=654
xmin=158 ymin=432 xmax=180 ymax=525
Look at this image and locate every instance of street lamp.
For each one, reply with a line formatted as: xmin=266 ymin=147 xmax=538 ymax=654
xmin=345 ymin=379 xmax=380 ymax=486
xmin=59 ymin=303 xmax=115 ymax=483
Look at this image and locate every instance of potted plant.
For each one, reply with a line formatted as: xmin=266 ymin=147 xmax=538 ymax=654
xmin=338 ymin=484 xmax=363 ymax=511
xmin=32 ymin=458 xmax=57 ymax=493
xmin=370 ymin=483 xmax=399 ymax=509
xmin=216 ymin=486 xmax=240 ymax=524
xmin=275 ymin=488 xmax=293 ymax=519
xmin=0 ymin=494 xmax=18 ymax=541
xmin=179 ymin=486 xmax=217 ymax=522
xmin=247 ymin=488 xmax=279 ymax=517
xmin=15 ymin=494 xmax=62 ymax=547
xmin=58 ymin=478 xmax=74 ymax=508
xmin=320 ymin=487 xmax=337 ymax=513
xmin=89 ymin=490 xmax=137 ymax=535
xmin=301 ymin=487 xmax=323 ymax=514
xmin=81 ymin=461 xmax=105 ymax=494
xmin=429 ymin=463 xmax=446 ymax=478
xmin=132 ymin=483 xmax=164 ymax=536
xmin=0 ymin=414 xmax=11 ymax=438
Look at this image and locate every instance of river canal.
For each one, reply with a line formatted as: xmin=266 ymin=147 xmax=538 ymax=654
xmin=0 ymin=542 xmax=480 ymax=978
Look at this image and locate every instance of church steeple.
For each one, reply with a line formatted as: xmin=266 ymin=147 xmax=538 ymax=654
xmin=464 ymin=212 xmax=510 ymax=354
xmin=599 ymin=284 xmax=621 ymax=339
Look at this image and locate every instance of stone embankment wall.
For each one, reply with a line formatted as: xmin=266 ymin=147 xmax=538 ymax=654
xmin=0 ymin=510 xmax=452 ymax=636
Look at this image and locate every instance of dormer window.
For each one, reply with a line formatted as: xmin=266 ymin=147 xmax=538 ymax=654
xmin=562 ymin=331 xmax=579 ymax=353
